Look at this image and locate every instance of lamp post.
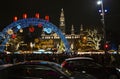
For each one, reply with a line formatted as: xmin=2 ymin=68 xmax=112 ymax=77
xmin=97 ymin=0 xmax=107 ymax=53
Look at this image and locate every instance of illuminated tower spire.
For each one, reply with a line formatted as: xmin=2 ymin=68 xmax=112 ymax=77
xmin=60 ymin=8 xmax=65 ymax=34
xmin=80 ymin=24 xmax=83 ymax=31
xmin=80 ymin=24 xmax=84 ymax=35
xmin=71 ymin=24 xmax=75 ymax=35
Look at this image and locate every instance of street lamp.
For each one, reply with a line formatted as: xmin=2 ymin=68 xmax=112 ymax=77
xmin=97 ymin=0 xmax=105 ymax=24
xmin=97 ymin=0 xmax=107 ymax=52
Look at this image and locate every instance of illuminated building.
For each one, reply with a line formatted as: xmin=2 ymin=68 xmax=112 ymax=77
xmin=39 ymin=8 xmax=103 ymax=53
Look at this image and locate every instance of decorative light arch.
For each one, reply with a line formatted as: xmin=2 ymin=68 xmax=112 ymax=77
xmin=0 ymin=18 xmax=70 ymax=53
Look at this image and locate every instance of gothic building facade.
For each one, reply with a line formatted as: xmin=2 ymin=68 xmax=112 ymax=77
xmin=36 ymin=8 xmax=103 ymax=53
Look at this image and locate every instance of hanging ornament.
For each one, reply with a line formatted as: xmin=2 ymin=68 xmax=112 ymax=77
xmin=19 ymin=29 xmax=23 ymax=33
xmin=38 ymin=23 xmax=42 ymax=28
xmin=45 ymin=15 xmax=49 ymax=21
xmin=44 ymin=28 xmax=52 ymax=34
xmin=35 ymin=13 xmax=40 ymax=18
xmin=7 ymin=29 xmax=13 ymax=35
xmin=11 ymin=34 xmax=16 ymax=39
xmin=13 ymin=16 xmax=18 ymax=21
xmin=17 ymin=24 xmax=21 ymax=30
xmin=29 ymin=26 xmax=35 ymax=32
xmin=23 ymin=13 xmax=27 ymax=19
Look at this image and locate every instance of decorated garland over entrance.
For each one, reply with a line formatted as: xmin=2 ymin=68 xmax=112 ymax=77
xmin=0 ymin=18 xmax=70 ymax=53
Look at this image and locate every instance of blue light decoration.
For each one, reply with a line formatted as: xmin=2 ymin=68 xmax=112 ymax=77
xmin=16 ymin=24 xmax=21 ymax=30
xmin=0 ymin=18 xmax=70 ymax=53
xmin=0 ymin=32 xmax=5 ymax=39
xmin=43 ymin=28 xmax=52 ymax=34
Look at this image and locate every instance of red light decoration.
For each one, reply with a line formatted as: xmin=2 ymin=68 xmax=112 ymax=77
xmin=45 ymin=15 xmax=49 ymax=21
xmin=104 ymin=43 xmax=109 ymax=50
xmin=35 ymin=13 xmax=40 ymax=18
xmin=23 ymin=13 xmax=27 ymax=19
xmin=11 ymin=34 xmax=16 ymax=39
xmin=29 ymin=26 xmax=35 ymax=32
xmin=13 ymin=16 xmax=18 ymax=21
xmin=38 ymin=23 xmax=42 ymax=28
xmin=105 ymin=44 xmax=108 ymax=48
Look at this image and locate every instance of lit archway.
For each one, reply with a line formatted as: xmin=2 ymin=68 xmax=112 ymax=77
xmin=0 ymin=18 xmax=70 ymax=52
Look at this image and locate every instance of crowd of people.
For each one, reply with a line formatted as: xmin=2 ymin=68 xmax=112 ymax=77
xmin=0 ymin=53 xmax=120 ymax=67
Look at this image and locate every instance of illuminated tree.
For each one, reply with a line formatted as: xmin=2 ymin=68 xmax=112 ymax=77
xmin=86 ymin=28 xmax=102 ymax=50
xmin=57 ymin=40 xmax=65 ymax=53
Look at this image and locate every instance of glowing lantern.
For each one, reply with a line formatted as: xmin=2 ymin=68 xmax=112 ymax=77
xmin=35 ymin=13 xmax=40 ymax=18
xmin=82 ymin=36 xmax=87 ymax=43
xmin=45 ymin=15 xmax=49 ymax=21
xmin=23 ymin=13 xmax=27 ymax=19
xmin=13 ymin=16 xmax=18 ymax=21
xmin=11 ymin=34 xmax=16 ymax=39
xmin=29 ymin=26 xmax=35 ymax=32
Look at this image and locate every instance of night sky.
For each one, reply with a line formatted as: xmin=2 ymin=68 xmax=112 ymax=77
xmin=0 ymin=0 xmax=120 ymax=45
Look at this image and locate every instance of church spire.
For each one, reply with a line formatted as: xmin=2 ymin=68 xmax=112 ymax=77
xmin=60 ymin=8 xmax=65 ymax=34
